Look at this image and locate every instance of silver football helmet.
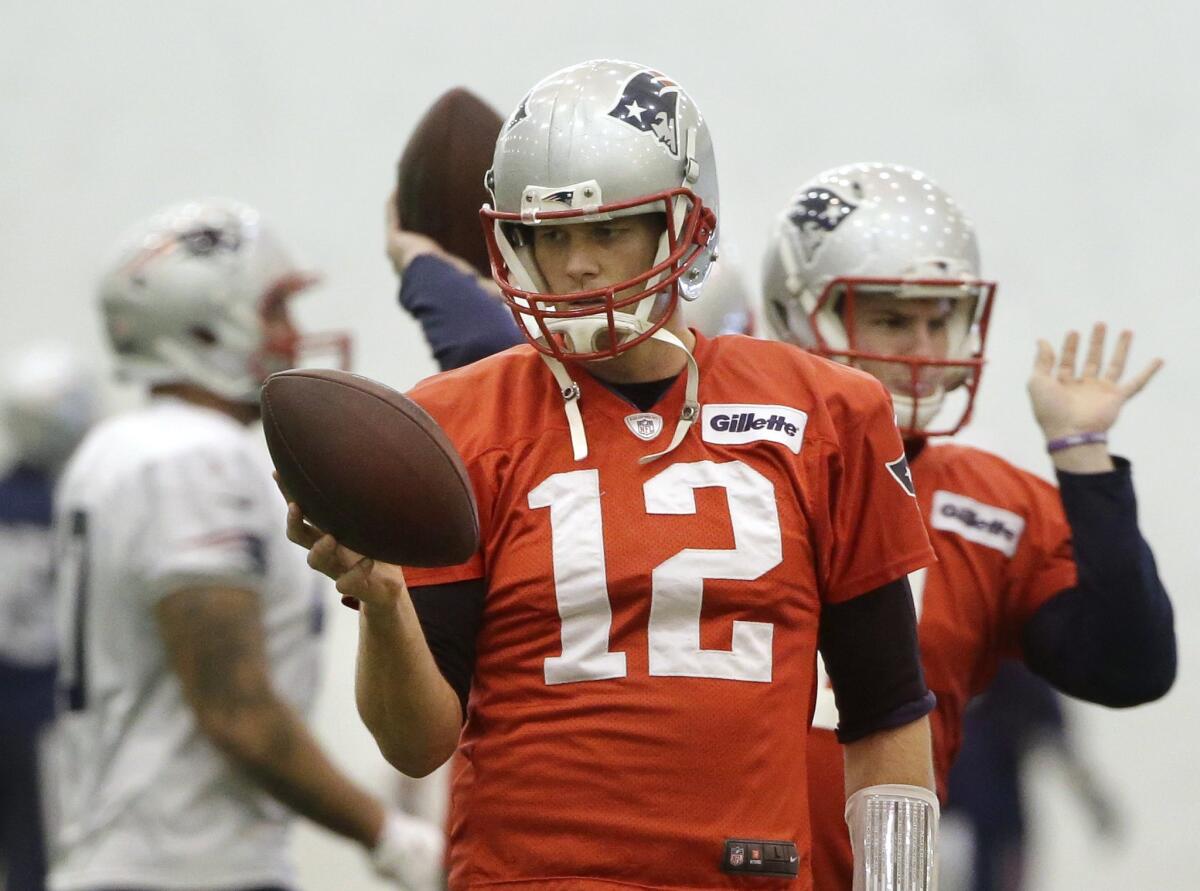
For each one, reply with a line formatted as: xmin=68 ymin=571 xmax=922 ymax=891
xmin=762 ymin=163 xmax=996 ymax=437
xmin=98 ymin=199 xmax=346 ymax=403
xmin=482 ymin=59 xmax=719 ymax=363
xmin=481 ymin=60 xmax=720 ymax=465
xmin=1 ymin=342 xmax=100 ymax=474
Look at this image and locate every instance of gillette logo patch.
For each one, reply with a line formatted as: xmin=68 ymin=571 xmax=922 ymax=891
xmin=931 ymin=490 xmax=1025 ymax=557
xmin=702 ymin=404 xmax=808 ymax=454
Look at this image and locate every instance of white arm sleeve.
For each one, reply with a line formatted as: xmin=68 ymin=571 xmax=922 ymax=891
xmin=845 ymin=783 xmax=940 ymax=891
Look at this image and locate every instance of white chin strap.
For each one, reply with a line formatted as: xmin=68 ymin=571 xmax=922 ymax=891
xmin=537 ymin=325 xmax=699 ymax=465
xmin=889 ymin=386 xmax=946 ymax=433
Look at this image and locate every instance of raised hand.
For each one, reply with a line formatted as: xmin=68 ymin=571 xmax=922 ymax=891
xmin=385 ymin=189 xmax=501 ymax=293
xmin=1029 ymin=323 xmax=1163 ymax=442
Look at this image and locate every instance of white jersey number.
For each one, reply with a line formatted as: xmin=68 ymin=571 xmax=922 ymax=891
xmin=810 ymin=567 xmax=927 ymax=731
xmin=528 ymin=461 xmax=782 ymax=686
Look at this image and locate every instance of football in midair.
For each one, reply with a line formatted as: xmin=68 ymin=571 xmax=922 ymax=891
xmin=261 ymin=368 xmax=478 ymax=567
xmin=396 ymin=86 xmax=504 ymax=279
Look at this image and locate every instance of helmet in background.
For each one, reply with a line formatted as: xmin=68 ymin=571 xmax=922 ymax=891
xmin=762 ymin=162 xmax=996 ymax=436
xmin=1 ymin=342 xmax=99 ymax=473
xmin=98 ymin=199 xmax=345 ymax=403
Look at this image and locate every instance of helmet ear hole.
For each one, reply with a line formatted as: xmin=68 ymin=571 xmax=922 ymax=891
xmin=504 ymin=223 xmax=532 ymax=249
xmin=767 ymin=299 xmax=790 ymax=335
xmin=828 ymin=287 xmax=847 ymax=319
xmin=188 ymin=326 xmax=218 ymax=346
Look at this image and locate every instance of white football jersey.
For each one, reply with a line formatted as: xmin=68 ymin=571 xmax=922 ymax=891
xmin=46 ymin=397 xmax=327 ymax=891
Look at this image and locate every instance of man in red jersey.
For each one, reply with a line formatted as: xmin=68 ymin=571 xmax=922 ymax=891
xmin=761 ymin=162 xmax=1176 ymax=889
xmin=283 ymin=63 xmax=942 ymax=889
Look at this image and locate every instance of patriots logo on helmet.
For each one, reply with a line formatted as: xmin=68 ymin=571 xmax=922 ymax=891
xmin=506 ymin=94 xmax=530 ymax=132
xmin=543 ymin=190 xmax=574 ymax=205
xmin=608 ymin=71 xmax=680 ymax=156
xmin=787 ymin=188 xmax=857 ymax=263
xmin=179 ymin=225 xmax=242 ymax=257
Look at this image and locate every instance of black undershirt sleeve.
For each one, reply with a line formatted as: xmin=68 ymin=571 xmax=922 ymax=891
xmin=1021 ymin=457 xmax=1176 ymax=706
xmin=408 ymin=578 xmax=488 ymax=721
xmin=819 ymin=576 xmax=936 ymax=744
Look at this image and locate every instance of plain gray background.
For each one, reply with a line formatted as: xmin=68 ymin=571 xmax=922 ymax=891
xmin=2 ymin=2 xmax=1195 ymax=887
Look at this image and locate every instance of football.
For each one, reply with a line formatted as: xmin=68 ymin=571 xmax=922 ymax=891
xmin=396 ymin=86 xmax=504 ymax=278
xmin=261 ymin=368 xmax=479 ymax=567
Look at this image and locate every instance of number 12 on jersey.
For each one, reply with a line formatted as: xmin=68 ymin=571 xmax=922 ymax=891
xmin=529 ymin=461 xmax=783 ymax=686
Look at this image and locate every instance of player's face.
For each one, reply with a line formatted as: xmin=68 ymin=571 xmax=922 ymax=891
xmin=531 ymin=214 xmax=665 ymax=301
xmin=849 ymin=295 xmax=957 ymax=397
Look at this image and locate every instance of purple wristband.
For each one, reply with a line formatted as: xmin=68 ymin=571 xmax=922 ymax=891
xmin=1046 ymin=431 xmax=1108 ymax=453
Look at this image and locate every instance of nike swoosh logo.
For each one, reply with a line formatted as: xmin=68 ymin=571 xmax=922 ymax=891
xmin=789 ymin=856 xmax=798 ymax=863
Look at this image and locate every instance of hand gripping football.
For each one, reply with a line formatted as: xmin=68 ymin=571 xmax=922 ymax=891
xmin=262 ymin=369 xmax=478 ymax=567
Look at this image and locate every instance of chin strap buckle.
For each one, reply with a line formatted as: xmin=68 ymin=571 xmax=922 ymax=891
xmin=539 ymin=353 xmax=589 ymax=461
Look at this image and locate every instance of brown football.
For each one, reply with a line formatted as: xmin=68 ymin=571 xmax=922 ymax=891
xmin=261 ymin=368 xmax=478 ymax=567
xmin=396 ymin=86 xmax=504 ymax=278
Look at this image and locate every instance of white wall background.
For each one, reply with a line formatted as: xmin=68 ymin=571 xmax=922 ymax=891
xmin=2 ymin=1 xmax=1195 ymax=887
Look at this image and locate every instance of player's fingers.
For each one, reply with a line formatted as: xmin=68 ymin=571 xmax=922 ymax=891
xmin=1082 ymin=323 xmax=1105 ymax=378
xmin=386 ymin=187 xmax=400 ymax=231
xmin=1121 ymin=357 xmax=1164 ymax=399
xmin=1033 ymin=339 xmax=1055 ymax=376
xmin=285 ymin=502 xmax=322 ymax=549
xmin=307 ymin=533 xmax=345 ymax=576
xmin=1104 ymin=330 xmax=1133 ymax=381
xmin=1057 ymin=330 xmax=1079 ymax=381
xmin=335 ymin=555 xmax=377 ymax=597
xmin=332 ymin=539 xmax=367 ymax=570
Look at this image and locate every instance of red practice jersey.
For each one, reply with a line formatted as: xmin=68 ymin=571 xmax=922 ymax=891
xmin=403 ymin=332 xmax=935 ymax=890
xmin=806 ymin=441 xmax=1077 ymax=890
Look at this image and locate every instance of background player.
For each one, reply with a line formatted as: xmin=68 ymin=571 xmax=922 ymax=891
xmin=942 ymin=662 xmax=1121 ymax=891
xmin=760 ymin=162 xmax=1176 ymax=889
xmin=0 ymin=344 xmax=98 ymax=891
xmin=285 ymin=60 xmax=940 ymax=890
xmin=47 ymin=199 xmax=443 ymax=891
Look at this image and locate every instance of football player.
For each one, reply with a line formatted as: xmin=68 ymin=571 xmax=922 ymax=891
xmin=47 ymin=199 xmax=443 ymax=891
xmin=0 ymin=344 xmax=98 ymax=891
xmin=286 ymin=61 xmax=941 ymax=890
xmin=760 ymin=162 xmax=1176 ymax=889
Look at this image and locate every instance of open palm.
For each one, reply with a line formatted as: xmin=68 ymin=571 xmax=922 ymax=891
xmin=1028 ymin=324 xmax=1162 ymax=440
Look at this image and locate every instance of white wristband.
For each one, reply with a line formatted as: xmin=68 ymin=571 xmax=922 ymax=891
xmin=845 ymin=783 xmax=939 ymax=891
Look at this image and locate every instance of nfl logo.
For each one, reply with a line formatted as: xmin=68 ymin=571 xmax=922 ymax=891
xmin=729 ymin=844 xmax=745 ymax=867
xmin=624 ymin=412 xmax=664 ymax=441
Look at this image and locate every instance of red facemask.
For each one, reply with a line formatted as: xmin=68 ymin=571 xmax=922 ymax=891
xmin=480 ymin=188 xmax=716 ymax=363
